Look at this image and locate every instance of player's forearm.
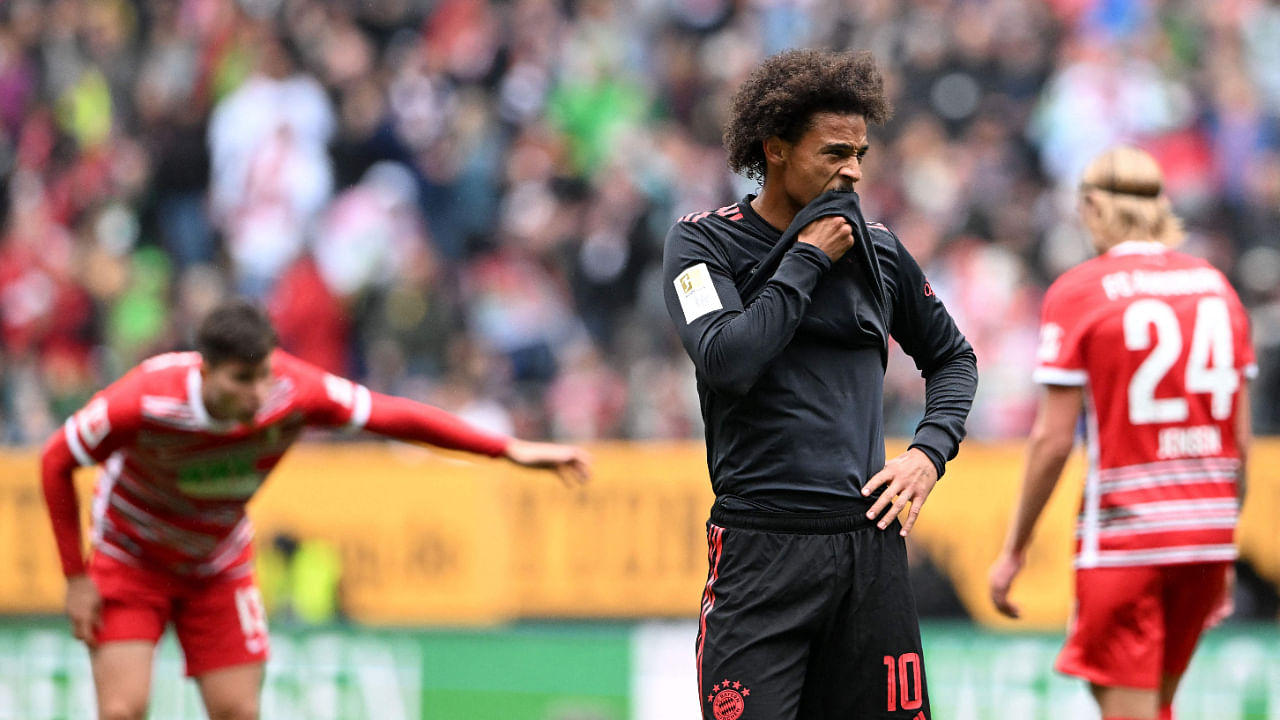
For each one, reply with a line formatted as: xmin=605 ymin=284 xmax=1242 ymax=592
xmin=911 ymin=347 xmax=979 ymax=477
xmin=40 ymin=437 xmax=88 ymax=577
xmin=1236 ymin=382 xmax=1251 ymax=504
xmin=690 ymin=248 xmax=829 ymax=396
xmin=363 ymin=392 xmax=509 ymax=457
xmin=1003 ymin=430 xmax=1074 ymax=555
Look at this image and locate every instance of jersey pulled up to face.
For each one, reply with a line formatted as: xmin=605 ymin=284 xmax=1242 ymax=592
xmin=1035 ymin=241 xmax=1256 ymax=569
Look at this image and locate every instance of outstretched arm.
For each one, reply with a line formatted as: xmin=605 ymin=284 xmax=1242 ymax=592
xmin=988 ymin=384 xmax=1081 ymax=619
xmin=360 ymin=391 xmax=591 ymax=484
xmin=1207 ymin=380 xmax=1252 ymax=627
xmin=502 ymin=439 xmax=591 ymax=487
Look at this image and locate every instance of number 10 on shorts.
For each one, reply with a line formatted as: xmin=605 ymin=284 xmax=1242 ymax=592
xmin=883 ymin=653 xmax=923 ymax=712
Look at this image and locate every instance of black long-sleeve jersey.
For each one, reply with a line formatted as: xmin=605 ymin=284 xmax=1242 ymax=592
xmin=663 ymin=191 xmax=978 ymax=514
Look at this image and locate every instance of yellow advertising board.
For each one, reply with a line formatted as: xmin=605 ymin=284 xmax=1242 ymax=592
xmin=245 ymin=443 xmax=513 ymax=624
xmin=0 ymin=451 xmax=69 ymax=612
xmin=3 ymin=440 xmax=1279 ymax=627
xmin=498 ymin=442 xmax=714 ymax=617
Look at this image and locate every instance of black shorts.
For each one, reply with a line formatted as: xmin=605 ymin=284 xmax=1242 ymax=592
xmin=695 ymin=503 xmax=930 ymax=720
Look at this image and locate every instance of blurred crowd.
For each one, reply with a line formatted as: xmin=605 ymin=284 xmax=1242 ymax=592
xmin=1 ymin=0 xmax=1278 ymax=446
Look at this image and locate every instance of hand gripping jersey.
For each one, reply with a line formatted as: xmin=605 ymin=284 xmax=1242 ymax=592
xmin=42 ymin=350 xmax=508 ymax=579
xmin=1034 ymin=242 xmax=1256 ymax=569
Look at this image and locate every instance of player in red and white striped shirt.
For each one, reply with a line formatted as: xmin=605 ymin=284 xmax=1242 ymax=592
xmin=989 ymin=147 xmax=1255 ymax=720
xmin=41 ymin=299 xmax=590 ymax=720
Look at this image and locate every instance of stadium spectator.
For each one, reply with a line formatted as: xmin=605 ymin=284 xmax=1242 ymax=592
xmin=257 ymin=531 xmax=345 ymax=627
xmin=0 ymin=1 xmax=1276 ymax=451
xmin=39 ymin=298 xmax=589 ymax=720
xmin=662 ymin=49 xmax=977 ymax=719
xmin=988 ymin=147 xmax=1255 ymax=720
xmin=207 ymin=24 xmax=335 ymax=299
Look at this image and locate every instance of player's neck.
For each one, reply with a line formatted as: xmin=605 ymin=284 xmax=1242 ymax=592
xmin=749 ymin=189 xmax=799 ymax=233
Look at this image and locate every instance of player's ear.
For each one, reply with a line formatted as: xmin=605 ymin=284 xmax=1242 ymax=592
xmin=1078 ymin=191 xmax=1100 ymax=219
xmin=762 ymin=136 xmax=787 ymax=165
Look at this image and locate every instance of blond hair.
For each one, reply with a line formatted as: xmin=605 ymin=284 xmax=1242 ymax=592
xmin=1079 ymin=146 xmax=1185 ymax=250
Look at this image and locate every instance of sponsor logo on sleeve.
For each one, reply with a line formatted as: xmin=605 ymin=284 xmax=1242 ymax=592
xmin=674 ymin=263 xmax=723 ymax=324
xmin=1037 ymin=323 xmax=1064 ymax=363
xmin=77 ymin=397 xmax=111 ymax=449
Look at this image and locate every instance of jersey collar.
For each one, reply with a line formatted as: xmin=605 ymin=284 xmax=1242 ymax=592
xmin=1106 ymin=240 xmax=1168 ymax=256
xmin=738 ymin=194 xmax=784 ymax=238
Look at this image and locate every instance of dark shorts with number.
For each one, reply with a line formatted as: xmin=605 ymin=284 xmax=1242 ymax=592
xmin=695 ymin=503 xmax=930 ymax=720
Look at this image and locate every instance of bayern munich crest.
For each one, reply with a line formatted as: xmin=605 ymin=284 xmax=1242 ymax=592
xmin=707 ymin=679 xmax=750 ymax=720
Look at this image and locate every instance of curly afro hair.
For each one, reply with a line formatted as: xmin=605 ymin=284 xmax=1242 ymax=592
xmin=724 ymin=49 xmax=892 ymax=183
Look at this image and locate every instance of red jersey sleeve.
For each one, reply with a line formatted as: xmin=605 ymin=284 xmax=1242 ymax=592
xmin=363 ymin=392 xmax=510 ymax=457
xmin=1033 ymin=275 xmax=1091 ymax=387
xmin=41 ymin=367 xmax=145 ymax=576
xmin=276 ymin=350 xmax=374 ymax=429
xmin=281 ymin=351 xmax=510 ymax=457
xmin=61 ymin=367 xmax=145 ymax=466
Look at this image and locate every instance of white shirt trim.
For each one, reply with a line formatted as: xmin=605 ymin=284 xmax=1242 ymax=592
xmin=1081 ymin=544 xmax=1237 ymax=568
xmin=348 ymin=385 xmax=371 ymax=430
xmin=91 ymin=455 xmax=123 ymax=547
xmin=1033 ymin=367 xmax=1087 ymax=386
xmin=1106 ymin=240 xmax=1168 ymax=256
xmin=187 ymin=368 xmax=211 ymax=427
xmin=63 ymin=418 xmax=94 ymax=467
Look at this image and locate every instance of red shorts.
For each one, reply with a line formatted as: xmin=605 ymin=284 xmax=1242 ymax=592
xmin=1056 ymin=562 xmax=1228 ymax=689
xmin=89 ymin=551 xmax=270 ymax=677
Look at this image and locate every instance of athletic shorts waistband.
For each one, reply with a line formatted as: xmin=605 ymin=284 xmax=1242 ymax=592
xmin=709 ymin=503 xmax=878 ymax=534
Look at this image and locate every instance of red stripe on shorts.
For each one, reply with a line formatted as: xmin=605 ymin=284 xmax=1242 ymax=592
xmin=696 ymin=523 xmax=725 ymax=707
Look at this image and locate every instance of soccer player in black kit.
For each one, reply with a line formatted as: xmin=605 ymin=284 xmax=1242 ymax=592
xmin=663 ymin=50 xmax=978 ymax=720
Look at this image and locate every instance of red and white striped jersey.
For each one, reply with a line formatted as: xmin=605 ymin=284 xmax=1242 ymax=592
xmin=1034 ymin=241 xmax=1256 ymax=569
xmin=61 ymin=350 xmax=374 ymax=578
